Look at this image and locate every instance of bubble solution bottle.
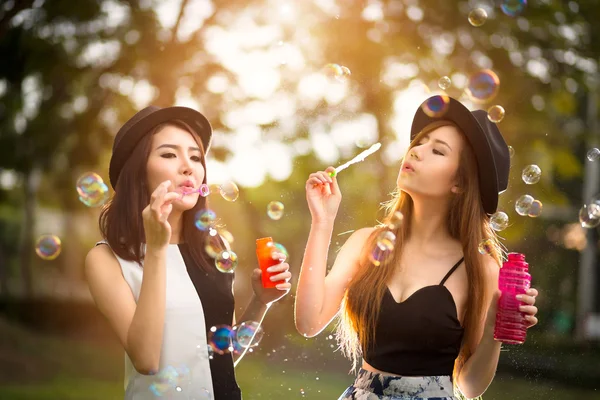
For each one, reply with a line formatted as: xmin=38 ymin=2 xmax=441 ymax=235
xmin=256 ymin=237 xmax=283 ymax=289
xmin=494 ymin=252 xmax=531 ymax=345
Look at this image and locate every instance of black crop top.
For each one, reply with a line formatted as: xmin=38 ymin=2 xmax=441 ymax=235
xmin=363 ymin=257 xmax=465 ymax=377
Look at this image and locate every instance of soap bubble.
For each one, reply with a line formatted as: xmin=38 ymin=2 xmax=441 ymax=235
xmin=215 ymin=250 xmax=238 ymax=273
xmin=466 ymin=69 xmax=500 ymax=103
xmin=478 ymin=239 xmax=494 ymax=255
xmin=234 ymin=321 xmax=264 ymax=348
xmin=468 ymin=8 xmax=488 ymax=27
xmin=376 ymin=230 xmax=396 ymax=252
xmin=76 ymin=172 xmax=110 ymax=208
xmin=369 ymin=230 xmax=395 ymax=266
xmin=421 ymin=95 xmax=450 ymax=118
xmin=490 ymin=211 xmax=509 ymax=231
xmin=35 ymin=235 xmax=62 ymax=260
xmin=500 ymin=0 xmax=527 ymax=17
xmin=199 ymin=183 xmax=210 ymax=197
xmin=527 ymin=200 xmax=543 ymax=218
xmin=515 ymin=195 xmax=534 ymax=216
xmin=522 ymin=165 xmax=541 ymax=185
xmin=579 ymin=204 xmax=600 ymax=228
xmin=209 ymin=325 xmax=235 ymax=354
xmin=508 ymin=146 xmax=515 ymax=158
xmin=323 ymin=63 xmax=351 ymax=83
xmin=588 ymin=194 xmax=600 ymax=219
xmin=148 ymin=365 xmax=190 ymax=397
xmin=267 ymin=201 xmax=284 ymax=220
xmin=587 ymin=148 xmax=600 ymax=162
xmin=387 ymin=211 xmax=404 ymax=230
xmin=220 ymin=181 xmax=239 ymax=202
xmin=195 ymin=209 xmax=216 ymax=231
xmin=438 ymin=76 xmax=451 ymax=90
xmin=487 ymin=105 xmax=505 ymax=123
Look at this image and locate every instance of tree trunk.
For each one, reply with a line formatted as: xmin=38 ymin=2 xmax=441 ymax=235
xmin=0 ymin=244 xmax=8 ymax=295
xmin=18 ymin=168 xmax=39 ymax=297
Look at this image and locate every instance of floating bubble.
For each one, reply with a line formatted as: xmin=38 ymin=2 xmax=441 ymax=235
xmin=195 ymin=209 xmax=216 ymax=231
xmin=580 ymin=204 xmax=600 ymax=228
xmin=207 ymin=344 xmax=214 ymax=359
xmin=148 ymin=365 xmax=190 ymax=397
xmin=421 ymin=95 xmax=450 ymax=118
xmin=468 ymin=8 xmax=488 ymax=27
xmin=466 ymin=69 xmax=500 ymax=103
xmin=323 ymin=63 xmax=351 ymax=83
xmin=387 ymin=211 xmax=404 ymax=230
xmin=487 ymin=105 xmax=505 ymax=123
xmin=508 ymin=146 xmax=515 ymax=158
xmin=234 ymin=321 xmax=264 ymax=348
xmin=587 ymin=148 xmax=600 ymax=162
xmin=35 ymin=235 xmax=62 ymax=260
xmin=369 ymin=244 xmax=390 ymax=267
xmin=522 ymin=165 xmax=541 ymax=185
xmin=588 ymin=194 xmax=600 ymax=219
xmin=376 ymin=230 xmax=396 ymax=252
xmin=199 ymin=183 xmax=210 ymax=197
xmin=76 ymin=172 xmax=103 ymax=197
xmin=76 ymin=172 xmax=110 ymax=208
xmin=478 ymin=239 xmax=494 ymax=255
xmin=438 ymin=76 xmax=452 ymax=90
xmin=78 ymin=184 xmax=110 ymax=207
xmin=515 ymin=194 xmax=534 ymax=216
xmin=528 ymin=200 xmax=542 ymax=217
xmin=209 ymin=325 xmax=234 ymax=354
xmin=205 ymin=234 xmax=227 ymax=258
xmin=267 ymin=242 xmax=289 ymax=261
xmin=215 ymin=250 xmax=238 ymax=273
xmin=490 ymin=211 xmax=509 ymax=231
xmin=220 ymin=181 xmax=239 ymax=202
xmin=219 ymin=229 xmax=235 ymax=244
xmin=267 ymin=201 xmax=284 ymax=220
xmin=500 ymin=0 xmax=527 ymax=17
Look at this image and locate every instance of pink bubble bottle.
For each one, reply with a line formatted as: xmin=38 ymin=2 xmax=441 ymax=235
xmin=494 ymin=253 xmax=531 ymax=345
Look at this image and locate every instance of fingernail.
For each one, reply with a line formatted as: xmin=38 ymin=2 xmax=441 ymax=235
xmin=516 ymin=295 xmax=523 ymax=300
xmin=266 ymin=267 xmax=274 ymax=272
xmin=270 ymin=276 xmax=276 ymax=281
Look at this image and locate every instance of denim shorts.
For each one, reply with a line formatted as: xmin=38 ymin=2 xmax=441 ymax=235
xmin=338 ymin=368 xmax=456 ymax=400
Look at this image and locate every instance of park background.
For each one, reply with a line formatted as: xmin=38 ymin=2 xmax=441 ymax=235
xmin=0 ymin=0 xmax=600 ymax=399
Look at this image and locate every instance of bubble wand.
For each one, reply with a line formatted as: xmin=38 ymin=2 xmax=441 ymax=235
xmin=329 ymin=143 xmax=382 ymax=177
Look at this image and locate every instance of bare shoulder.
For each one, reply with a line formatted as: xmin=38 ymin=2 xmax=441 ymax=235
xmin=344 ymin=227 xmax=377 ymax=248
xmin=327 ymin=227 xmax=376 ymax=279
xmin=479 ymin=253 xmax=501 ymax=295
xmin=84 ymin=243 xmax=122 ymax=280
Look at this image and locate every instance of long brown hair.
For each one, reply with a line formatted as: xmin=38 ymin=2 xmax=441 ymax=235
xmin=337 ymin=120 xmax=504 ymax=395
xmin=99 ymin=119 xmax=215 ymax=273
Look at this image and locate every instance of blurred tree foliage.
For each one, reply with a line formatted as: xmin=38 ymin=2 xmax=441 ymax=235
xmin=0 ymin=0 xmax=598 ymax=346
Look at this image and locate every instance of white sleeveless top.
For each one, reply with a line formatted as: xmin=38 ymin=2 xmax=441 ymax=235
xmin=97 ymin=241 xmax=215 ymax=400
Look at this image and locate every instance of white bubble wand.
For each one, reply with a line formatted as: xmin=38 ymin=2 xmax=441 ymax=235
xmin=329 ymin=142 xmax=382 ymax=177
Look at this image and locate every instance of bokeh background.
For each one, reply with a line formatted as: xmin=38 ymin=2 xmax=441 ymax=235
xmin=1 ymin=0 xmax=600 ymax=399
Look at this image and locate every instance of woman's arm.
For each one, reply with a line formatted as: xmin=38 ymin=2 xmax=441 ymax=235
xmin=295 ymin=226 xmax=373 ymax=337
xmin=85 ymin=245 xmax=167 ymax=375
xmin=232 ymin=257 xmax=291 ymax=366
xmin=457 ymin=257 xmax=539 ymax=398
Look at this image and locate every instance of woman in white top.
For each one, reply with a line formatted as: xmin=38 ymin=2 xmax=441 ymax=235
xmin=85 ymin=105 xmax=291 ymax=399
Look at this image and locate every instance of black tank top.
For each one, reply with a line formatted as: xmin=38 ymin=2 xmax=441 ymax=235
xmin=363 ymin=257 xmax=465 ymax=377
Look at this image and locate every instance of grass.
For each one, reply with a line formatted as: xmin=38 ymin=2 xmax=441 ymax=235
xmin=0 ymin=317 xmax=598 ymax=399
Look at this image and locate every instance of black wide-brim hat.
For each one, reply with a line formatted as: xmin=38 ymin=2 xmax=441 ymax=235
xmin=109 ymin=105 xmax=212 ymax=190
xmin=410 ymin=96 xmax=510 ymax=215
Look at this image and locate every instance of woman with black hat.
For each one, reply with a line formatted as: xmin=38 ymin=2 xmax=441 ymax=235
xmin=294 ymin=96 xmax=539 ymax=399
xmin=85 ymin=106 xmax=291 ymax=399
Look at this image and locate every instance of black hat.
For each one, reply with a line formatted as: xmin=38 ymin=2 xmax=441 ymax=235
xmin=410 ymin=96 xmax=510 ymax=215
xmin=109 ymin=106 xmax=212 ymax=190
